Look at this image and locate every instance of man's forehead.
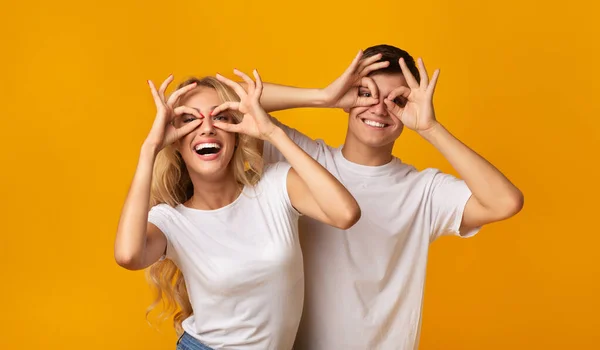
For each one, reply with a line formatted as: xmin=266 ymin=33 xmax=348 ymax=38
xmin=370 ymin=73 xmax=408 ymax=94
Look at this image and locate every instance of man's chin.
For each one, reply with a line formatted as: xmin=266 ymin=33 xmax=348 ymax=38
xmin=351 ymin=134 xmax=395 ymax=149
xmin=360 ymin=130 xmax=402 ymax=147
xmin=364 ymin=140 xmax=394 ymax=149
xmin=347 ymin=123 xmax=401 ymax=148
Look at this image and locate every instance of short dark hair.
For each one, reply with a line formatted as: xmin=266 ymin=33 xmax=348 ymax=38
xmin=362 ymin=44 xmax=420 ymax=82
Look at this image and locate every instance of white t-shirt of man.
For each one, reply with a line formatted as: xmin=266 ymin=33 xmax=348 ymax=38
xmin=263 ymin=122 xmax=480 ymax=350
xmin=148 ymin=162 xmax=304 ymax=350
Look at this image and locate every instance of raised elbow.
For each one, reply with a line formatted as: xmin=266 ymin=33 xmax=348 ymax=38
xmin=334 ymin=203 xmax=362 ymax=230
xmin=498 ymin=190 xmax=525 ymax=220
xmin=509 ymin=190 xmax=524 ymax=214
xmin=114 ymin=249 xmax=142 ymax=271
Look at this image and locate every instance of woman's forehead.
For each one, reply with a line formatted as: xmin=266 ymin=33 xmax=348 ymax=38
xmin=179 ymin=86 xmax=220 ymax=108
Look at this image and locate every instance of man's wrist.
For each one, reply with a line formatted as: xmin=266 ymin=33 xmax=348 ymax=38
xmin=417 ymin=121 xmax=446 ymax=142
xmin=311 ymin=88 xmax=333 ymax=108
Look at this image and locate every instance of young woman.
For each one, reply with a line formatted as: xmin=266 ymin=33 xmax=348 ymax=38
xmin=114 ymin=69 xmax=360 ymax=350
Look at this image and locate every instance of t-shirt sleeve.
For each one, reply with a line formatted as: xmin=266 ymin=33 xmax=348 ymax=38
xmin=263 ymin=117 xmax=324 ymax=164
xmin=147 ymin=204 xmax=176 ymax=260
xmin=262 ymin=162 xmax=302 ymax=217
xmin=426 ymin=171 xmax=481 ymax=242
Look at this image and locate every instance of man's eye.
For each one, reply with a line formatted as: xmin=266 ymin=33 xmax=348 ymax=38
xmin=393 ymin=97 xmax=407 ymax=107
xmin=359 ymin=91 xmax=372 ymax=98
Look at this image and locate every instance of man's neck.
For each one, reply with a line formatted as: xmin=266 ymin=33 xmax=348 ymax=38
xmin=342 ymin=134 xmax=395 ymax=166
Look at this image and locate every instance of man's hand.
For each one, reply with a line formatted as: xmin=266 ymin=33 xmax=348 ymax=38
xmin=320 ymin=50 xmax=390 ymax=110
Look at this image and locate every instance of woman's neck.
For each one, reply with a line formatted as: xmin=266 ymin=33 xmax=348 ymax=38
xmin=186 ymin=170 xmax=243 ymax=210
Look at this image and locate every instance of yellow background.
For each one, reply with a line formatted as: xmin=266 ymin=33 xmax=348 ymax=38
xmin=1 ymin=0 xmax=599 ymax=349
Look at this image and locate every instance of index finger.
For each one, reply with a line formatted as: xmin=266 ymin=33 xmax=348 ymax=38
xmin=210 ymin=101 xmax=240 ymax=116
xmin=356 ymin=53 xmax=383 ymax=73
xmin=386 ymin=86 xmax=411 ymax=102
xmin=166 ymin=82 xmax=198 ymax=108
xmin=341 ymin=49 xmax=364 ymax=76
xmin=359 ymin=60 xmax=390 ymax=77
xmin=216 ymin=73 xmax=247 ymax=99
xmin=360 ymin=76 xmax=379 ymax=100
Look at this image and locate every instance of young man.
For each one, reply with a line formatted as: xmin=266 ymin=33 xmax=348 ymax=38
xmin=216 ymin=45 xmax=524 ymax=349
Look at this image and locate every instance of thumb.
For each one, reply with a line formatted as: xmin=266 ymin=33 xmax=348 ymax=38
xmin=213 ymin=121 xmax=241 ymax=133
xmin=170 ymin=119 xmax=202 ymax=142
xmin=177 ymin=118 xmax=202 ymax=134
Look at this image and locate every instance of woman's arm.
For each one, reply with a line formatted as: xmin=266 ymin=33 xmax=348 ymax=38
xmin=269 ymin=128 xmax=361 ymax=229
xmin=213 ymin=69 xmax=361 ymax=229
xmin=114 ymin=76 xmax=201 ymax=270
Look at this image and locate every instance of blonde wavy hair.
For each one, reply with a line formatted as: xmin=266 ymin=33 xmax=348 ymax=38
xmin=145 ymin=76 xmax=264 ymax=335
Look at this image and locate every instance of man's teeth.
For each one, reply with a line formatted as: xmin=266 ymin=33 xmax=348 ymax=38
xmin=195 ymin=143 xmax=221 ymax=151
xmin=363 ymin=119 xmax=386 ymax=128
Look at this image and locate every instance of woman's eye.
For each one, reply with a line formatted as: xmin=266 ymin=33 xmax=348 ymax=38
xmin=183 ymin=114 xmax=198 ymax=123
xmin=359 ymin=91 xmax=372 ymax=98
xmin=213 ymin=114 xmax=229 ymax=122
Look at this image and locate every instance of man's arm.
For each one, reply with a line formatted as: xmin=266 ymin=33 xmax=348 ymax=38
xmin=252 ymin=82 xmax=326 ymax=112
xmin=387 ymin=57 xmax=523 ymax=231
xmin=213 ymin=57 xmax=384 ymax=163
xmin=216 ymin=76 xmax=325 ymax=113
xmin=421 ymin=124 xmax=524 ymax=231
xmin=216 ymin=51 xmax=386 ymax=113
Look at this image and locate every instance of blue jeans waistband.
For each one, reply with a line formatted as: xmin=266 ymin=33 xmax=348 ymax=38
xmin=176 ymin=332 xmax=214 ymax=350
